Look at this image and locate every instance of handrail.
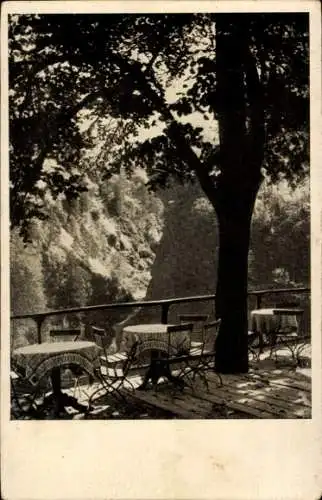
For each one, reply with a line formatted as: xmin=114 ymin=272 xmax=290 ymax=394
xmin=249 ymin=286 xmax=309 ymax=296
xmin=10 ymin=293 xmax=216 ymax=321
xmin=248 ymin=286 xmax=310 ymax=309
xmin=11 ymin=286 xmax=310 ymax=344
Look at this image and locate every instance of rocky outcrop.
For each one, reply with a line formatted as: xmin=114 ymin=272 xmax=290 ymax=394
xmin=10 ymin=168 xmax=164 ymax=347
xmin=10 ymin=173 xmax=309 ymax=350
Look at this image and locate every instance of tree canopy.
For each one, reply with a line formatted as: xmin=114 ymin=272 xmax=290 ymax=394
xmin=9 ymin=12 xmax=309 ymax=373
xmin=9 ymin=13 xmax=309 ymax=233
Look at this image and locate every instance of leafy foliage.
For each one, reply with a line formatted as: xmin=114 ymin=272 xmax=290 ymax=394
xmin=250 ymin=178 xmax=310 ymax=287
xmin=9 ymin=13 xmax=309 ymax=372
xmin=9 ymin=13 xmax=309 ymax=233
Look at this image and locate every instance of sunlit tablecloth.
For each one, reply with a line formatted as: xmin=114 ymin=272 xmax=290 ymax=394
xmin=12 ymin=341 xmax=101 ymax=386
xmin=122 ymin=324 xmax=191 ymax=357
xmin=250 ymin=308 xmax=302 ymax=335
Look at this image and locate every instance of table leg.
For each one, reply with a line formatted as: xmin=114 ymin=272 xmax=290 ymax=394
xmin=268 ymin=332 xmax=278 ymax=359
xmin=137 ymin=351 xmax=184 ymax=391
xmin=160 ymin=361 xmax=185 ymax=389
xmin=47 ymin=367 xmax=88 ymax=416
xmin=50 ymin=367 xmax=64 ymax=416
xmin=137 ymin=350 xmax=159 ymax=390
xmin=258 ymin=332 xmax=265 ymax=354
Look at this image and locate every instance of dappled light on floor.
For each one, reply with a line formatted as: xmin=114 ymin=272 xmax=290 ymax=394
xmin=11 ymin=342 xmax=312 ymax=420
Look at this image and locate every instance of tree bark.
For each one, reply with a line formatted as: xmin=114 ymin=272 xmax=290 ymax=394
xmin=212 ymin=17 xmax=264 ymax=373
xmin=214 ymin=184 xmax=259 ymax=373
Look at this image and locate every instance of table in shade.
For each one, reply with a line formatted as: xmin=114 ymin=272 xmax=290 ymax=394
xmin=12 ymin=341 xmax=101 ymax=416
xmin=122 ymin=323 xmax=191 ymax=389
xmin=123 ymin=323 xmax=190 ymax=356
xmin=250 ymin=308 xmax=304 ymax=352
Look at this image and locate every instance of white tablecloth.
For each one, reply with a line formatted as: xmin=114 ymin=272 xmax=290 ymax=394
xmin=12 ymin=341 xmax=101 ymax=385
xmin=250 ymin=308 xmax=302 ymax=335
xmin=123 ymin=324 xmax=191 ymax=357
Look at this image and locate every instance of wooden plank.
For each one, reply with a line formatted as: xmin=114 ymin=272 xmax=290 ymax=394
xmin=189 ymin=388 xmax=276 ymax=418
xmin=126 ymin=381 xmax=277 ymax=419
xmin=250 ymin=367 xmax=311 ymax=386
xmin=195 ymin=384 xmax=292 ymax=418
xmin=209 ymin=376 xmax=312 ymax=413
xmin=125 ymin=389 xmax=211 ymax=419
xmin=229 ymin=389 xmax=309 ymax=418
xmin=224 ymin=390 xmax=304 ymax=418
xmin=194 ymin=377 xmax=310 ymax=418
xmin=246 ymin=386 xmax=311 ymax=411
xmin=267 ymin=377 xmax=311 ymax=392
xmin=75 ymin=367 xmax=310 ymax=419
xmin=167 ymin=393 xmax=213 ymax=417
xmin=219 ymin=369 xmax=311 ymax=393
xmin=224 ymin=401 xmax=275 ymax=418
xmin=213 ymin=372 xmax=269 ymax=388
xmin=206 ymin=373 xmax=311 ymax=409
xmin=122 ymin=364 xmax=311 ymax=419
xmin=126 ymin=382 xmax=308 ymax=419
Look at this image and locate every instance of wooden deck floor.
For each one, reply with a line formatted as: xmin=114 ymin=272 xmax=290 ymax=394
xmin=63 ymin=345 xmax=311 ymax=420
xmin=120 ymin=361 xmax=311 ymax=419
xmin=77 ymin=356 xmax=311 ymax=420
xmin=12 ymin=344 xmax=311 ymax=420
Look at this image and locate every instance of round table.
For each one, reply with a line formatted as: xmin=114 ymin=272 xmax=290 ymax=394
xmin=122 ymin=324 xmax=191 ymax=389
xmin=12 ymin=341 xmax=101 ymax=417
xmin=123 ymin=323 xmax=190 ymax=356
xmin=250 ymin=308 xmax=303 ymax=352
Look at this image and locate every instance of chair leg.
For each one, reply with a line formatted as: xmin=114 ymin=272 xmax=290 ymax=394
xmin=295 ymin=342 xmax=307 ymax=366
xmin=204 ymin=364 xmax=222 ymax=388
xmin=11 ymin=378 xmax=47 ymax=419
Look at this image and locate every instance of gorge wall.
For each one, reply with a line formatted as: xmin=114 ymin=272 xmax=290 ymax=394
xmin=10 ymin=173 xmax=309 ymax=349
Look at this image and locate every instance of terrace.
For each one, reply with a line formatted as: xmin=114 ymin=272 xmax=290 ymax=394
xmin=10 ymin=287 xmax=311 ymax=420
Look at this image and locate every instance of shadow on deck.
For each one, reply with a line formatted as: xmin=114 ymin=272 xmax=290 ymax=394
xmin=81 ymin=351 xmax=311 ymax=420
xmin=31 ymin=343 xmax=309 ymax=420
xmin=122 ymin=363 xmax=311 ymax=419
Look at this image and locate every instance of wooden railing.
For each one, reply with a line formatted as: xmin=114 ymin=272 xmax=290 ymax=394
xmin=11 ymin=287 xmax=310 ymax=344
xmin=249 ymin=286 xmax=310 ymax=310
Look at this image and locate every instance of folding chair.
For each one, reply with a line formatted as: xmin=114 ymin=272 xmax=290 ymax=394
xmin=269 ymin=309 xmax=304 ymax=363
xmin=49 ymin=327 xmax=89 ymax=401
xmin=87 ymin=326 xmax=139 ymax=408
xmin=176 ymin=319 xmax=222 ymax=391
xmin=49 ymin=328 xmax=81 ymax=342
xmin=11 ymin=365 xmax=51 ymax=419
xmin=248 ymin=330 xmax=261 ymax=362
xmin=179 ymin=314 xmax=209 ymax=347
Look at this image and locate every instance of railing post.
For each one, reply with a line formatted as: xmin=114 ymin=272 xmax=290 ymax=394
xmin=161 ymin=303 xmax=170 ymax=324
xmin=34 ymin=315 xmax=44 ymax=344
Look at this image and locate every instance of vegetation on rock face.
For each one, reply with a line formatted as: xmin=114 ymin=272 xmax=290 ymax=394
xmin=10 ymin=174 xmax=309 ymax=348
xmin=9 ymin=14 xmax=309 ymax=372
xmin=10 ymin=169 xmax=164 ymax=347
xmin=141 ymin=176 xmax=309 ymax=315
xmin=250 ymin=178 xmax=309 ymax=289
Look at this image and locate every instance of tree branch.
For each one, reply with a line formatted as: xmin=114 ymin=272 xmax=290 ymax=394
xmin=16 ymin=90 xmax=104 ymax=191
xmin=139 ymin=62 xmax=217 ymax=201
xmin=244 ymin=48 xmax=266 ymax=169
xmin=10 ymin=54 xmax=71 ymax=82
xmin=102 ymin=48 xmax=218 ymax=201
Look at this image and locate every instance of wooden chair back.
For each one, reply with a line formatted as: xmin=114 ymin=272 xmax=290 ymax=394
xmin=179 ymin=314 xmax=208 ymax=344
xmin=122 ymin=340 xmax=139 ymax=377
xmin=49 ymin=328 xmax=81 ymax=342
xmin=89 ymin=326 xmax=113 ymax=351
xmin=167 ymin=322 xmax=194 ymax=334
xmin=167 ymin=323 xmax=193 ymax=356
xmin=203 ymin=319 xmax=221 ymax=352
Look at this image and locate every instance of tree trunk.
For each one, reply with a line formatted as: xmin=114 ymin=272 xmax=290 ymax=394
xmin=214 ymin=185 xmax=259 ymax=373
xmin=212 ymin=17 xmax=264 ymax=373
